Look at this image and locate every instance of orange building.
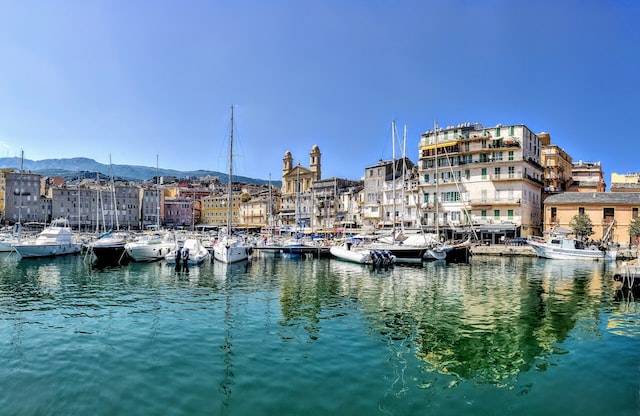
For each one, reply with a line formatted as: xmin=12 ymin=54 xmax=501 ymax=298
xmin=543 ymin=192 xmax=640 ymax=244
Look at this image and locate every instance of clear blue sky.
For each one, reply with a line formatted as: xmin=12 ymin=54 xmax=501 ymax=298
xmin=1 ymin=0 xmax=638 ymax=183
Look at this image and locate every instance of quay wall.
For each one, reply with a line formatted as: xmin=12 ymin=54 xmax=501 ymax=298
xmin=471 ymin=244 xmax=639 ymax=260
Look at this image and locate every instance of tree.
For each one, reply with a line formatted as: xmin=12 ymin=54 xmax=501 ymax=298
xmin=569 ymin=213 xmax=595 ymax=240
xmin=628 ymin=216 xmax=640 ymax=243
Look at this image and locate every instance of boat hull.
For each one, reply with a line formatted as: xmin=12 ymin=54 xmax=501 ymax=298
xmin=13 ymin=243 xmax=82 ymax=258
xmin=527 ymin=239 xmax=615 ymax=260
xmin=125 ymin=243 xmax=174 ymax=262
xmin=330 ymin=245 xmax=370 ymax=264
xmin=213 ymin=238 xmax=251 ymax=264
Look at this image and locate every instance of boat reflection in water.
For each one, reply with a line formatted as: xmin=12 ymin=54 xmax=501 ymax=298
xmin=280 ymin=257 xmax=618 ymax=388
xmin=0 ymin=253 xmax=637 ymax=416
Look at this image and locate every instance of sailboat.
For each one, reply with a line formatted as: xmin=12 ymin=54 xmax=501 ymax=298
xmin=213 ymin=106 xmax=252 ymax=264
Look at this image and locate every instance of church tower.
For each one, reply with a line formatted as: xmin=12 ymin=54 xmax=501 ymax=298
xmin=309 ymin=145 xmax=321 ymax=181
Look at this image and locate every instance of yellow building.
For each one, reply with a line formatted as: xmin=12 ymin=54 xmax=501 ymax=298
xmin=539 ymin=132 xmax=573 ymax=193
xmin=201 ymin=192 xmax=242 ymax=227
xmin=610 ymin=172 xmax=640 ymax=192
xmin=542 ymin=192 xmax=640 ymax=244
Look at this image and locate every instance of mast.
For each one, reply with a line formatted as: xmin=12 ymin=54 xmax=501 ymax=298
xmin=109 ymin=154 xmax=119 ymax=231
xmin=296 ymin=164 xmax=301 ymax=236
xmin=227 ymin=105 xmax=233 ymax=231
xmin=18 ymin=150 xmax=23 ymax=226
xmin=391 ymin=120 xmax=397 ymax=242
xmin=434 ymin=120 xmax=439 ymax=239
xmin=402 ymin=124 xmax=407 ymax=231
xmin=156 ymin=155 xmax=160 ymax=230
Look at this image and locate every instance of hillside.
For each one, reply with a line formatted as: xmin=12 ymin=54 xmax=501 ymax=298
xmin=0 ymin=157 xmax=278 ymax=186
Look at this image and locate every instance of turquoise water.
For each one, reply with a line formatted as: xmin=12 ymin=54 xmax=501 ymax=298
xmin=1 ymin=253 xmax=638 ymax=416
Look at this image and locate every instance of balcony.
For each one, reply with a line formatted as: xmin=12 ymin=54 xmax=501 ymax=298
xmin=469 ymin=198 xmax=521 ymax=207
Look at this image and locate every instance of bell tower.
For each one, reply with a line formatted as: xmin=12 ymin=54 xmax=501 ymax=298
xmin=309 ymin=145 xmax=321 ymax=181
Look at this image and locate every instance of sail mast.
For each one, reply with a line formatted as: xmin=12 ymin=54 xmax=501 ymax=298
xmin=434 ymin=120 xmax=439 ymax=239
xmin=391 ymin=120 xmax=396 ymax=241
xmin=227 ymin=105 xmax=233 ymax=231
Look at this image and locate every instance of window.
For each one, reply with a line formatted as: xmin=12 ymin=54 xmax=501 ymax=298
xmin=508 ymin=166 xmax=515 ymax=178
xmin=550 ymin=207 xmax=557 ymax=223
xmin=578 ymin=207 xmax=585 ymax=215
xmin=508 ymin=209 xmax=514 ymax=220
xmin=603 ymin=207 xmax=614 ymax=222
xmin=481 ymin=210 xmax=487 ymax=219
xmin=508 ymin=151 xmax=514 ymax=161
xmin=494 ymin=209 xmax=500 ymax=220
xmin=494 ymin=167 xmax=501 ymax=178
xmin=481 ymin=168 xmax=487 ymax=179
xmin=633 ymin=208 xmax=638 ymax=219
xmin=496 ymin=127 xmax=501 ymax=137
xmin=464 ymin=169 xmax=470 ymax=179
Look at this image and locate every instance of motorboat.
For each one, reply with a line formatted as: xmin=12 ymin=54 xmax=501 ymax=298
xmin=124 ymin=232 xmax=175 ymax=262
xmin=165 ymin=238 xmax=210 ymax=265
xmin=330 ymin=242 xmax=371 ymax=264
xmin=87 ymin=231 xmax=130 ymax=264
xmin=330 ymin=241 xmax=395 ymax=268
xmin=12 ymin=218 xmax=82 ymax=258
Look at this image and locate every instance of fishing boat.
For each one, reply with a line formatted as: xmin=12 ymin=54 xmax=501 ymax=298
xmin=527 ymin=235 xmax=616 ymax=260
xmin=213 ymin=106 xmax=252 ymax=264
xmin=12 ymin=218 xmax=83 ymax=258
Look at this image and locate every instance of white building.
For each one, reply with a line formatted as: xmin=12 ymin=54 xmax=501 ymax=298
xmin=418 ymin=122 xmax=544 ymax=242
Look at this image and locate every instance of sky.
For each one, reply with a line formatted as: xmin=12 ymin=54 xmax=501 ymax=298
xmin=1 ymin=0 xmax=638 ymax=183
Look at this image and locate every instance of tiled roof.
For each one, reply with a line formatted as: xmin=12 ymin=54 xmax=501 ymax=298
xmin=544 ymin=192 xmax=640 ymax=205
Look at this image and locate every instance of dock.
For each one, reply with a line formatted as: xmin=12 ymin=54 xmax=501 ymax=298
xmin=252 ymin=245 xmax=331 ymax=258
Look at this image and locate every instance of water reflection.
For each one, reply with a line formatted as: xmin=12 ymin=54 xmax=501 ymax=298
xmin=1 ymin=252 xmax=636 ymax=396
xmin=277 ymin=257 xmax=622 ymax=386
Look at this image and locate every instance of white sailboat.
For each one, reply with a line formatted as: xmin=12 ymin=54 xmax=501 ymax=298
xmin=213 ymin=106 xmax=252 ymax=264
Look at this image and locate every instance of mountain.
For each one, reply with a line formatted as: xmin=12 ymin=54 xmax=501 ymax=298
xmin=0 ymin=157 xmax=278 ymax=186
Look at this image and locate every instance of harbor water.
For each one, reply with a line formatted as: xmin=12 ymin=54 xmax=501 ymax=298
xmin=1 ymin=253 xmax=638 ymax=415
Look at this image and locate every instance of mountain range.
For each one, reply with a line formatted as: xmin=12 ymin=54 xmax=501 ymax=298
xmin=0 ymin=157 xmax=276 ymax=186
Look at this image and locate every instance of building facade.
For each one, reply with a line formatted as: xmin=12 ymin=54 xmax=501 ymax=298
xmin=568 ymin=161 xmax=606 ymax=192
xmin=1 ymin=169 xmax=48 ymax=224
xmin=418 ymin=122 xmax=544 ymax=242
xmin=542 ymin=192 xmax=640 ymax=244
xmin=539 ymin=132 xmax=573 ymax=193
xmin=280 ymin=146 xmax=321 ymax=230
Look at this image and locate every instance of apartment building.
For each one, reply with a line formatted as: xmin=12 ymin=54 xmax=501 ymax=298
xmin=0 ymin=169 xmax=48 ymax=224
xmin=200 ymin=191 xmax=242 ymax=227
xmin=539 ymin=132 xmax=573 ymax=193
xmin=49 ymin=182 xmax=141 ymax=231
xmin=311 ymin=177 xmax=363 ymax=231
xmin=418 ymin=122 xmax=544 ymax=242
xmin=238 ymin=185 xmax=281 ymax=229
xmin=361 ymin=158 xmax=419 ymax=230
xmin=568 ymin=161 xmax=606 ymax=192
